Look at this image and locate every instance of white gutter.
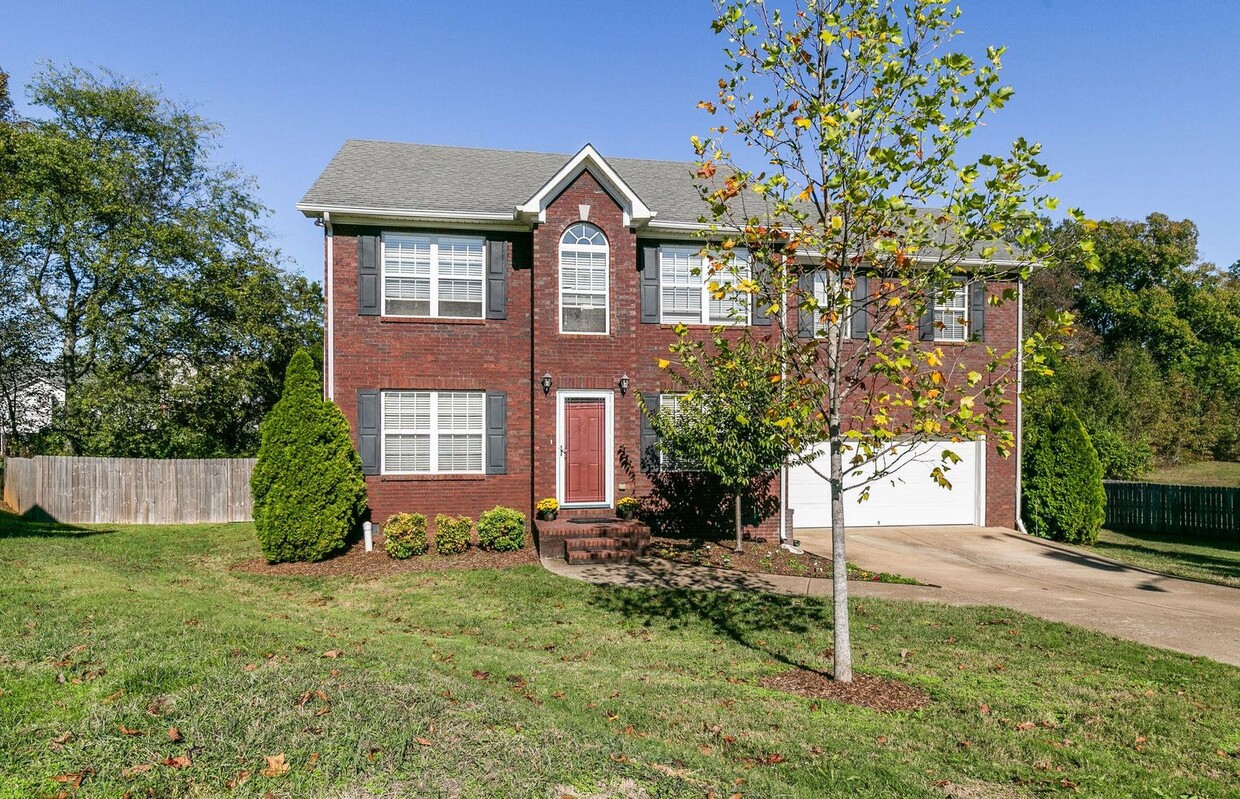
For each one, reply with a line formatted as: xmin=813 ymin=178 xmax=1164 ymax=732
xmin=323 ymin=211 xmax=334 ymax=400
xmin=297 ymin=203 xmax=518 ymax=223
xmin=1015 ymin=276 xmax=1027 ymax=535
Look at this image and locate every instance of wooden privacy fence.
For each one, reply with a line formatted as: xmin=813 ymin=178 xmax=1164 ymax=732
xmin=1103 ymin=480 xmax=1238 ymax=538
xmin=3 ymin=456 xmax=256 ymax=524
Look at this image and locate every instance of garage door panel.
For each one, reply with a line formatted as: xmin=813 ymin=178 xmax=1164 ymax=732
xmin=790 ymin=440 xmax=983 ymax=528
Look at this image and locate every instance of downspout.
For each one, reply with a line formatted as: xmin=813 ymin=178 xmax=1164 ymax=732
xmin=323 ymin=212 xmax=335 ymax=401
xmin=778 ymin=271 xmax=790 ymax=544
xmin=1015 ymin=275 xmax=1028 ymax=535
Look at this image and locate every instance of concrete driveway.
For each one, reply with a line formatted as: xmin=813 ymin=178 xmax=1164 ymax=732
xmin=796 ymin=525 xmax=1240 ymax=667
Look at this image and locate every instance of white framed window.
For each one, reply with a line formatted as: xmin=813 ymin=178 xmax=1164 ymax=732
xmin=659 ymin=245 xmax=750 ymax=325
xmin=382 ymin=233 xmax=485 ymax=318
xmin=559 ymin=223 xmax=609 ymax=334
xmin=934 ymin=285 xmax=969 ymax=342
xmin=382 ymin=391 xmax=485 ymax=474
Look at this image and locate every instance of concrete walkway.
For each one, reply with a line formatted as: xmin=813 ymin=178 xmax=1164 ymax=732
xmin=545 ymin=526 xmax=1240 ymax=667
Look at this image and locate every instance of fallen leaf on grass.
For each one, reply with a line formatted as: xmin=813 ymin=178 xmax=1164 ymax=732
xmin=261 ymin=753 xmax=288 ymax=777
xmin=472 ymin=669 xmax=490 ymax=680
xmin=305 ymin=752 xmax=320 ymax=772
xmin=122 ymin=764 xmax=152 ymax=777
xmin=102 ymin=689 xmax=124 ymax=703
xmin=321 ymin=649 xmax=343 ymax=659
xmin=414 ymin=737 xmax=433 ymax=747
xmin=51 ymin=770 xmax=91 ymax=788
xmin=48 ymin=731 xmax=73 ymax=752
xmin=162 ymin=755 xmax=191 ymax=769
xmin=226 ymin=770 xmax=253 ymax=788
xmin=1015 ymin=721 xmax=1035 ymax=731
xmin=978 ymin=703 xmax=991 ymax=716
xmin=118 ymin=725 xmax=143 ymax=736
xmin=167 ymin=726 xmax=183 ymax=742
xmin=244 ymin=663 xmax=258 ymax=672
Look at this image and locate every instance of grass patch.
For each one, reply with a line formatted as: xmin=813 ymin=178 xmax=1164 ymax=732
xmin=1 ymin=510 xmax=1238 ymax=797
xmin=1088 ymin=528 xmax=1240 ymax=588
xmin=1144 ymin=460 xmax=1240 ymax=487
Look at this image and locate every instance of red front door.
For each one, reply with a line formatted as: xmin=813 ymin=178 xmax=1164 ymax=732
xmin=564 ymin=398 xmax=607 ymax=504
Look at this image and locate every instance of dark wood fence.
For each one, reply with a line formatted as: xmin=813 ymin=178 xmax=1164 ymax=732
xmin=3 ymin=456 xmax=255 ymax=524
xmin=1103 ymin=480 xmax=1238 ymax=538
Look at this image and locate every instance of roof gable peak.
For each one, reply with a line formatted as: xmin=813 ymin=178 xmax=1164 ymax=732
xmin=516 ymin=144 xmax=654 ymax=227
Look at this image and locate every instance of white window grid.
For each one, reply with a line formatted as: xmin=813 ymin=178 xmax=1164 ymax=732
xmin=382 ymin=391 xmax=484 ymax=474
xmin=381 ymin=233 xmax=485 ymax=319
xmin=934 ymin=285 xmax=969 ymax=342
xmin=659 ymin=245 xmax=750 ymax=325
xmin=559 ymin=223 xmax=609 ymax=334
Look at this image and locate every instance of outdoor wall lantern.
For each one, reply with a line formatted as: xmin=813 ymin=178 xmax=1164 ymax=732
xmin=618 ymin=374 xmax=630 ymax=396
xmin=541 ymin=372 xmax=553 ymax=395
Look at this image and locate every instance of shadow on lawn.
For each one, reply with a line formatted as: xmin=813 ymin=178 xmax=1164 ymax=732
xmin=587 ymin=566 xmax=832 ymax=672
xmin=1093 ymin=536 xmax=1240 ymax=582
xmin=0 ymin=508 xmax=115 ymax=539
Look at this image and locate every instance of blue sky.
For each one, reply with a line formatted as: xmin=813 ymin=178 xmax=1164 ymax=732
xmin=4 ymin=1 xmax=1238 ymax=280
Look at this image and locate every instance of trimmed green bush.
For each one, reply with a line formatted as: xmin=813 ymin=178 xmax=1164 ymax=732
xmin=434 ymin=514 xmax=472 ymax=555
xmin=251 ymin=350 xmax=367 ymax=563
xmin=478 ymin=506 xmax=526 ymax=551
xmin=382 ymin=513 xmax=428 ymax=559
xmin=1023 ymin=406 xmax=1106 ymax=544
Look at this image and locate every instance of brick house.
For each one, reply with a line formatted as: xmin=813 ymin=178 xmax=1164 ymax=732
xmin=299 ymin=140 xmax=1022 ymax=555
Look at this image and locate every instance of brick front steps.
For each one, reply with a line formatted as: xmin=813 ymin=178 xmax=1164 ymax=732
xmin=536 ymin=518 xmax=651 ymax=564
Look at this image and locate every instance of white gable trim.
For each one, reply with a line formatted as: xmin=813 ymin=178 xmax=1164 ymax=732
xmin=516 ymin=144 xmax=654 ymax=228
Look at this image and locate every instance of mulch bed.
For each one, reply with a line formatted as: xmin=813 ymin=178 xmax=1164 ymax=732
xmin=648 ymin=536 xmax=832 ymax=577
xmin=646 ymin=536 xmax=917 ymax=583
xmin=759 ymin=668 xmax=931 ymax=713
xmin=232 ymin=533 xmax=539 ymax=578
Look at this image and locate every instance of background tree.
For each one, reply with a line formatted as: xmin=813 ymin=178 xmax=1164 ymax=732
xmin=251 ymin=350 xmax=366 ymax=563
xmin=1026 ymin=214 xmax=1240 ymax=470
xmin=644 ymin=332 xmax=792 ymax=551
xmin=0 ymin=64 xmax=321 ymax=457
xmin=685 ymin=0 xmax=1083 ymax=681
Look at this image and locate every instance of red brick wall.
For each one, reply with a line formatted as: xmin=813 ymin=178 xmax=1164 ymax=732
xmin=326 ymin=169 xmax=1021 ymax=538
xmin=329 ymin=224 xmax=534 ymax=527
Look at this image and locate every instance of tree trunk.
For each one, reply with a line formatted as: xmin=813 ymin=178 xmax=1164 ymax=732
xmin=830 ymin=437 xmax=853 ymax=682
xmin=734 ymin=492 xmax=743 ymax=552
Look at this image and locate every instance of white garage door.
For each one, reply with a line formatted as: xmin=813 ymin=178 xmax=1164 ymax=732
xmin=790 ymin=440 xmax=985 ymax=528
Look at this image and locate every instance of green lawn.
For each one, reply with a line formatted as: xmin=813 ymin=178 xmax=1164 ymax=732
xmin=1144 ymin=460 xmax=1240 ymax=487
xmin=2 ymin=513 xmax=1238 ymax=798
xmin=1090 ymin=529 xmax=1240 ymax=589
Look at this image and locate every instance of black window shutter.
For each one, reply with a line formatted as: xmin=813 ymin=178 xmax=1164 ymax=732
xmin=850 ymin=275 xmax=869 ymax=339
xmin=919 ymin=288 xmax=936 ymax=341
xmin=797 ymin=272 xmax=816 ymax=339
xmin=751 ymin=257 xmax=772 ymax=326
xmin=485 ymin=392 xmax=507 ymax=474
xmin=640 ymin=246 xmax=660 ymax=324
xmin=639 ymin=394 xmax=660 ymax=472
xmin=357 ymin=390 xmax=381 ymax=475
xmin=358 ymin=234 xmax=381 ymax=316
xmin=485 ymin=240 xmax=508 ymax=320
xmin=970 ymin=280 xmax=986 ymax=341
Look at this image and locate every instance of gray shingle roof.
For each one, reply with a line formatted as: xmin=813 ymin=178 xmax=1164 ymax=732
xmin=299 ymin=140 xmax=708 ymax=226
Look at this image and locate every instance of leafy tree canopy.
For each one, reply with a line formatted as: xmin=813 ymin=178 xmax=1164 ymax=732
xmin=646 ymin=333 xmax=792 ymax=550
xmin=678 ymin=0 xmax=1083 ymax=681
xmin=1027 ymin=214 xmax=1240 ymax=469
xmin=0 ymin=64 xmax=321 ymax=456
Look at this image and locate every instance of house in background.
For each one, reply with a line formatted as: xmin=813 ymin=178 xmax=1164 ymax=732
xmin=298 ymin=140 xmax=1019 ymax=558
xmin=0 ymin=366 xmax=64 ymax=456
